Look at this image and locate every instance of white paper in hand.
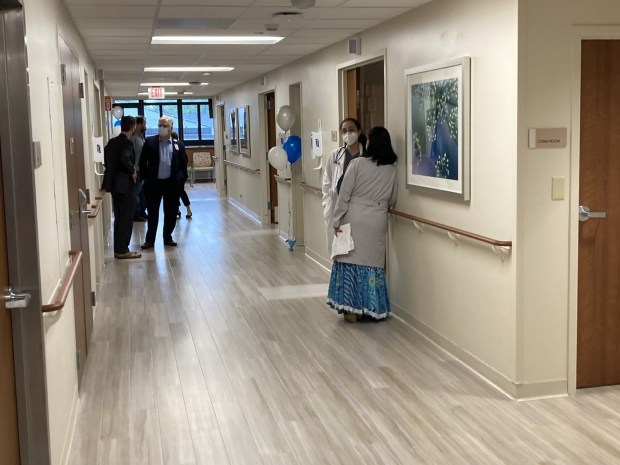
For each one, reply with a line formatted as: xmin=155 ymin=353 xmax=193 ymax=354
xmin=331 ymin=223 xmax=354 ymax=259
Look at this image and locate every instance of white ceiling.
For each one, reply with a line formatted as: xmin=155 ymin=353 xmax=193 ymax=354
xmin=62 ymin=0 xmax=432 ymax=98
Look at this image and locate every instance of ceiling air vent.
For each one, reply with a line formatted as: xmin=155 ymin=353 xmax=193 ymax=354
xmin=272 ymin=11 xmax=303 ymax=19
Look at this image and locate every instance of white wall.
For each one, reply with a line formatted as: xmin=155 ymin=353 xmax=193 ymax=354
xmin=23 ymin=0 xmax=102 ymax=463
xmin=221 ymin=0 xmax=523 ymax=395
xmin=517 ymin=0 xmax=620 ymax=394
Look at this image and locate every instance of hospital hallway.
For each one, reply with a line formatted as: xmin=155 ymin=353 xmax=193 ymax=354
xmin=67 ymin=183 xmax=620 ymax=465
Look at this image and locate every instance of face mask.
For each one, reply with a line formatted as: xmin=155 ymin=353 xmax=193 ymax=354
xmin=343 ymin=132 xmax=358 ymax=145
xmin=158 ymin=127 xmax=169 ymax=138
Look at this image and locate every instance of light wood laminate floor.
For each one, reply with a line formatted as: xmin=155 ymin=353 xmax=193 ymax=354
xmin=69 ymin=183 xmax=620 ymax=465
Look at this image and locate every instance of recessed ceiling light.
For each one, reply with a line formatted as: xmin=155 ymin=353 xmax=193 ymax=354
xmin=144 ymin=66 xmax=234 ymax=72
xmin=152 ymin=36 xmax=283 ymax=45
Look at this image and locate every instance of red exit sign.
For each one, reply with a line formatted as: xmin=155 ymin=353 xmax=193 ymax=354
xmin=148 ymin=87 xmax=165 ymax=99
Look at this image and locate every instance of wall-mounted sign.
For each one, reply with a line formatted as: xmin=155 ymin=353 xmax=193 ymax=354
xmin=104 ymin=96 xmax=112 ymax=111
xmin=148 ymin=87 xmax=165 ymax=99
xmin=528 ymin=128 xmax=567 ymax=149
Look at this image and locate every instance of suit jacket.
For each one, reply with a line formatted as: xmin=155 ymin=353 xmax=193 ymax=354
xmin=101 ymin=133 xmax=136 ymax=194
xmin=139 ymin=135 xmax=187 ymax=186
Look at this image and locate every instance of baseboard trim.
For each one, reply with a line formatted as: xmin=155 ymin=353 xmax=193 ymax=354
xmin=61 ymin=386 xmax=79 ymax=465
xmin=227 ymin=198 xmax=261 ymax=224
xmin=305 ymin=247 xmax=331 ymax=273
xmin=392 ymin=303 xmax=568 ymax=401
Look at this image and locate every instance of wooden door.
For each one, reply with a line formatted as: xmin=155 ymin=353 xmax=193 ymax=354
xmin=0 ymin=138 xmax=20 ymax=465
xmin=266 ymin=92 xmax=278 ymax=223
xmin=59 ymin=36 xmax=93 ymax=385
xmin=577 ymin=39 xmax=620 ymax=388
xmin=346 ymin=68 xmax=360 ymax=120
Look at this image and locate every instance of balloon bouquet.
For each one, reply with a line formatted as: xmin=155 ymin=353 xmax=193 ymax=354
xmin=111 ymin=105 xmax=123 ymax=137
xmin=268 ymin=105 xmax=301 ymax=251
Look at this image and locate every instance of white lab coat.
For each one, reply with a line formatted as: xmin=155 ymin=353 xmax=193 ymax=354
xmin=321 ymin=145 xmax=363 ymax=252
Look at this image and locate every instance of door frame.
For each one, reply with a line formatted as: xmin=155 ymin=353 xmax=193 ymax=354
xmin=0 ymin=6 xmax=51 ymax=465
xmin=215 ymin=101 xmax=226 ymax=197
xmin=258 ymin=88 xmax=276 ymax=225
xmin=568 ymin=26 xmax=620 ymax=395
xmin=337 ymin=51 xmax=386 ymax=128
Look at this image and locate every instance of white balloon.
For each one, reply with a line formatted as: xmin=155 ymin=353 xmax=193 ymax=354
xmin=276 ymin=105 xmax=296 ymax=132
xmin=112 ymin=125 xmax=121 ymax=136
xmin=111 ymin=105 xmax=124 ymax=120
xmin=268 ymin=146 xmax=288 ymax=171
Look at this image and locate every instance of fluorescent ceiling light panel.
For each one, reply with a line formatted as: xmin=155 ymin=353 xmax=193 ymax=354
xmin=140 ymin=82 xmax=209 ymax=87
xmin=140 ymin=82 xmax=190 ymax=87
xmin=144 ymin=66 xmax=234 ymax=72
xmin=152 ymin=36 xmax=283 ymax=45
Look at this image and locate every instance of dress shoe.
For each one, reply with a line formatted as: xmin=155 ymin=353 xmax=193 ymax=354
xmin=344 ymin=313 xmax=359 ymax=323
xmin=164 ymin=240 xmax=178 ymax=247
xmin=141 ymin=242 xmax=154 ymax=249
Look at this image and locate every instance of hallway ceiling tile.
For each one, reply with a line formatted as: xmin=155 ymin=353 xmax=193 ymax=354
xmin=61 ymin=0 xmax=434 ymax=97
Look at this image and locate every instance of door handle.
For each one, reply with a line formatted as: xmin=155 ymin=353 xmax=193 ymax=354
xmin=2 ymin=287 xmax=31 ymax=309
xmin=579 ymin=205 xmax=607 ymax=222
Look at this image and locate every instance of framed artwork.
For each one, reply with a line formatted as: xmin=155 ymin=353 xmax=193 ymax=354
xmin=405 ymin=57 xmax=471 ymax=200
xmin=227 ymin=107 xmax=238 ymax=152
xmin=238 ymin=105 xmax=250 ymax=157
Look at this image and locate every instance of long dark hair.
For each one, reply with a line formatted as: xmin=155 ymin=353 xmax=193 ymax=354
xmin=366 ymin=126 xmax=397 ymax=166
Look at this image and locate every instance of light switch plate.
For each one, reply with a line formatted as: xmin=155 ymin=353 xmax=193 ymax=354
xmin=552 ymin=177 xmax=565 ymax=200
xmin=331 ymin=131 xmax=337 ymax=142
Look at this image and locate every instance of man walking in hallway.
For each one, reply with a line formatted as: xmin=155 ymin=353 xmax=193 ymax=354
xmin=139 ymin=115 xmax=187 ymax=248
xmin=102 ymin=115 xmax=141 ymax=259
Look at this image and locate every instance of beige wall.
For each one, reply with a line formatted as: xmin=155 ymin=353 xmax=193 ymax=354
xmin=23 ymin=0 xmax=102 ymax=463
xmin=517 ymin=0 xmax=620 ymax=394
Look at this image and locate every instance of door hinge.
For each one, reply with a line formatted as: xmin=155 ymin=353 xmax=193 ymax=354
xmin=267 ymin=201 xmax=273 ymax=210
xmin=91 ymin=291 xmax=96 ymax=307
xmin=76 ymin=351 xmax=81 ymax=371
xmin=61 ymin=64 xmax=67 ymax=86
xmin=79 ymin=82 xmax=85 ymax=98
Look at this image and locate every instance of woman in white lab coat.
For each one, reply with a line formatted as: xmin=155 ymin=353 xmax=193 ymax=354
xmin=322 ymin=117 xmax=365 ymax=252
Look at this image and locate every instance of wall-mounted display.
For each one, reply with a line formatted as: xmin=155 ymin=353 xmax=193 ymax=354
xmin=238 ymin=105 xmax=250 ymax=157
xmin=227 ymin=107 xmax=238 ymax=152
xmin=405 ymin=57 xmax=471 ymax=201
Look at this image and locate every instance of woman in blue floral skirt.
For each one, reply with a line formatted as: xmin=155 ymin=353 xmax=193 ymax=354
xmin=327 ymin=126 xmax=398 ymax=322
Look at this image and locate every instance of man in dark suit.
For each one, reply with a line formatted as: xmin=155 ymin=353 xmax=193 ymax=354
xmin=139 ymin=115 xmax=187 ymax=248
xmin=102 ymin=115 xmax=141 ymax=259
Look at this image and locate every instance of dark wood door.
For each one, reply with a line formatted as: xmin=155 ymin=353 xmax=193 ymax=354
xmin=577 ymin=39 xmax=620 ymax=388
xmin=0 ymin=137 xmax=20 ymax=465
xmin=266 ymin=92 xmax=278 ymax=224
xmin=59 ymin=36 xmax=93 ymax=385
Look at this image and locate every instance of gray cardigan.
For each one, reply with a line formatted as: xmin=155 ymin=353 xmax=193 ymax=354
xmin=332 ymin=156 xmax=398 ymax=268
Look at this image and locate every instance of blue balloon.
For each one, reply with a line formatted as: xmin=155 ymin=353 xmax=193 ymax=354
xmin=283 ymin=135 xmax=302 ymax=164
xmin=114 ymin=120 xmax=121 ymax=127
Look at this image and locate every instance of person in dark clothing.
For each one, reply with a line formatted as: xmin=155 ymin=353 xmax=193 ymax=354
xmin=139 ymin=116 xmax=187 ymax=248
xmin=131 ymin=115 xmax=148 ymax=221
xmin=101 ymin=115 xmax=141 ymax=259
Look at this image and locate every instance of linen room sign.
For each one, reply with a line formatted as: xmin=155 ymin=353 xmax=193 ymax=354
xmin=528 ymin=128 xmax=567 ymax=149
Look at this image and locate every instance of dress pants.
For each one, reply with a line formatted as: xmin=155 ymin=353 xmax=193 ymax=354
xmin=144 ymin=178 xmax=179 ymax=243
xmin=133 ymin=174 xmax=147 ymax=219
xmin=112 ymin=192 xmax=137 ymax=254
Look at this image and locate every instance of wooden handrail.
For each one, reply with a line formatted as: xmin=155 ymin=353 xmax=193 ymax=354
xmin=388 ymin=209 xmax=512 ymax=248
xmin=224 ymin=159 xmax=260 ymax=175
xmin=300 ymin=182 xmax=322 ymax=196
xmin=274 ymin=175 xmax=291 ymax=184
xmin=42 ymin=250 xmax=83 ymax=313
